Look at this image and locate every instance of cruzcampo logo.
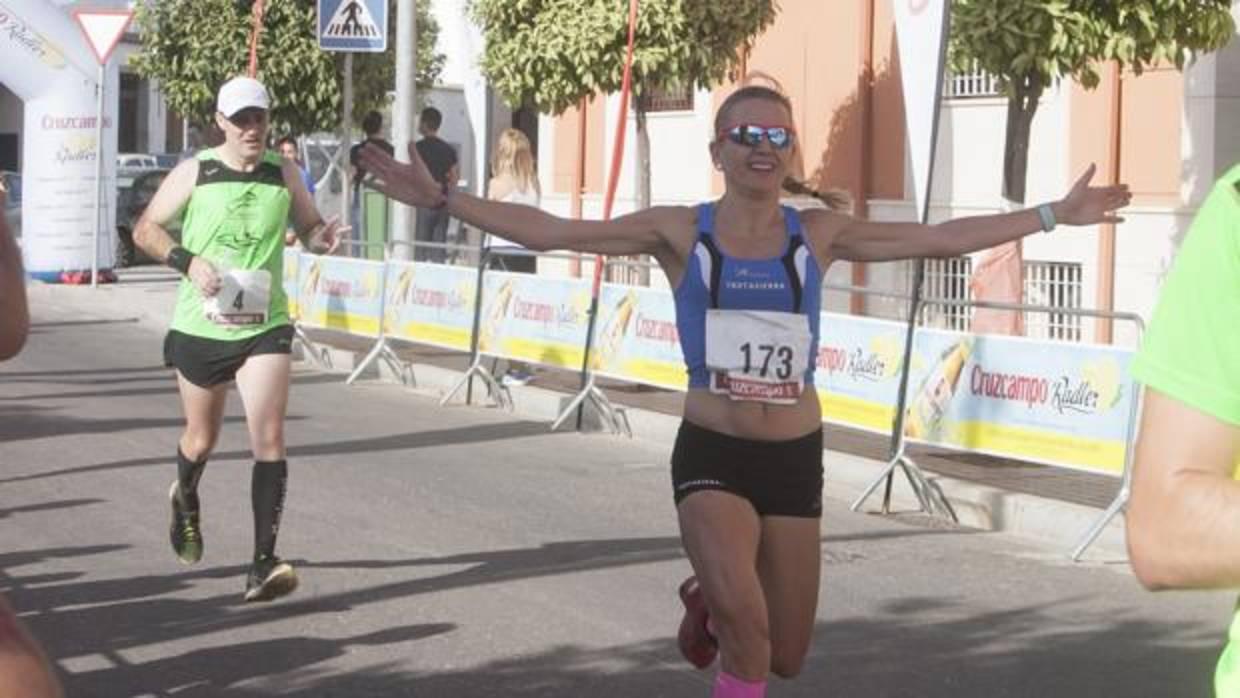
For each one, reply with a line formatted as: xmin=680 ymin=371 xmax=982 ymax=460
xmin=0 ymin=3 xmax=68 ymax=69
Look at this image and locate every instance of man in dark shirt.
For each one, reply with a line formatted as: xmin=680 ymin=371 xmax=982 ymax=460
xmin=349 ymin=110 xmax=394 ymax=244
xmin=412 ymin=107 xmax=458 ymax=263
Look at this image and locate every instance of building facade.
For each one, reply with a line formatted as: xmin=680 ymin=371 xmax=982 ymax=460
xmin=535 ymin=0 xmax=1240 ymax=347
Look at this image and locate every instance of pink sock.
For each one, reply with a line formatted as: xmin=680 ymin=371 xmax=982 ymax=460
xmin=712 ymin=671 xmax=766 ymax=698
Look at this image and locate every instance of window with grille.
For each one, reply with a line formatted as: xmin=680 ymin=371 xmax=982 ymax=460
xmin=945 ymin=62 xmax=1001 ymax=99
xmin=1023 ymin=260 xmax=1083 ymax=341
xmin=638 ymin=85 xmax=694 ymax=113
xmin=916 ymin=257 xmax=1084 ymax=341
xmin=919 ymin=257 xmax=973 ymax=331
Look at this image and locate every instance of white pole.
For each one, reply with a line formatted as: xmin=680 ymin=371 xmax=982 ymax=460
xmin=342 ymin=52 xmax=354 ymax=237
xmin=390 ymin=0 xmax=417 ymax=260
xmin=92 ymin=62 xmax=105 ymax=289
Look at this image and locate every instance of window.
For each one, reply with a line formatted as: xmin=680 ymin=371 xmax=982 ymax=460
xmin=945 ymin=62 xmax=1001 ymax=99
xmin=914 ymin=257 xmax=1084 ymax=341
xmin=1023 ymin=261 xmax=1083 ymax=341
xmin=919 ymin=257 xmax=973 ymax=331
xmin=638 ymin=85 xmax=694 ymax=113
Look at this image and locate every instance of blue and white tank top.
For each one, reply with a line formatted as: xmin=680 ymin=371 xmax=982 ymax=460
xmin=673 ymin=203 xmax=822 ymax=390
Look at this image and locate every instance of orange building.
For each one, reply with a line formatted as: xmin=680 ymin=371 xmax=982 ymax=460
xmin=533 ymin=0 xmax=1240 ymax=347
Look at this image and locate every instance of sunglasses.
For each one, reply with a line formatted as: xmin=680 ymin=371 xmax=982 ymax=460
xmin=225 ymin=108 xmax=268 ymax=129
xmin=718 ymin=124 xmax=795 ymax=150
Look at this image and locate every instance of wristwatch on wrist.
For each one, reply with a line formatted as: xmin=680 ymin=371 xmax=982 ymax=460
xmin=1036 ymin=203 xmax=1057 ymax=233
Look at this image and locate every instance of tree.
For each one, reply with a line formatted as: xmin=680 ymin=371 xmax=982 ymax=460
xmin=131 ymin=0 xmax=444 ymax=138
xmin=472 ymin=0 xmax=777 ymax=213
xmin=950 ymin=0 xmax=1236 ymax=204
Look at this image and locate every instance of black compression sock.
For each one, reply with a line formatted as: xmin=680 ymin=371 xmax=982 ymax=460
xmin=251 ymin=459 xmax=288 ymax=561
xmin=176 ymin=447 xmax=206 ymax=510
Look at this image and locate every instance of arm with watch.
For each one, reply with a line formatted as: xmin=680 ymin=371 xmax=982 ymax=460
xmin=816 ymin=163 xmax=1133 ymax=263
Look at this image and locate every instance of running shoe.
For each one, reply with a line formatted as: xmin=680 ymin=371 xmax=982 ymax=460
xmin=677 ymin=576 xmax=718 ymax=669
xmin=168 ymin=481 xmax=203 ymax=565
xmin=244 ymin=556 xmax=299 ymax=603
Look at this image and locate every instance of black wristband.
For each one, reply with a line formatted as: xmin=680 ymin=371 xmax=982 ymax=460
xmin=166 ymin=246 xmax=194 ymax=275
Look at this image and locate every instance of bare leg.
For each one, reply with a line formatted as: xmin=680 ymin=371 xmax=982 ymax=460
xmin=756 ymin=516 xmax=821 ymax=678
xmin=677 ymin=491 xmax=769 ymax=680
xmin=234 ymin=352 xmax=291 ymax=462
xmin=175 ymin=372 xmax=228 ymax=462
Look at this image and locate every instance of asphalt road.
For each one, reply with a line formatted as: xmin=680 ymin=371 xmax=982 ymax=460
xmin=1 ymin=281 xmax=1234 ymax=697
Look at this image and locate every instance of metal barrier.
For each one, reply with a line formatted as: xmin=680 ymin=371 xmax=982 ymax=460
xmin=439 ymin=244 xmax=514 ymax=411
xmin=346 ymin=239 xmax=484 ymax=390
xmin=284 ymin=246 xmax=1144 ymax=556
xmin=548 ymin=255 xmax=659 ymax=437
xmin=825 ymin=282 xmax=1145 ymax=559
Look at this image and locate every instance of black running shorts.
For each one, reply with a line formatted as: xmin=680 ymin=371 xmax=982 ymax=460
xmin=671 ymin=420 xmax=824 ymax=518
xmin=163 ymin=324 xmax=295 ymax=388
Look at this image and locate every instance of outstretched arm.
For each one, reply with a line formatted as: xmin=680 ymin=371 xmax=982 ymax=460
xmin=824 ymin=164 xmax=1132 ymax=262
xmin=359 ymin=142 xmax=674 ymax=257
xmin=282 ymin=160 xmax=344 ymax=254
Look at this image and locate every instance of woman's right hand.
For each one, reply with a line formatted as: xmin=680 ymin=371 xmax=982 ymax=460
xmin=358 ymin=142 xmax=444 ymax=209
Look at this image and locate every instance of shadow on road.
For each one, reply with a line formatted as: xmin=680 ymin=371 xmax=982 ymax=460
xmin=0 ymin=420 xmax=552 ymax=484
xmin=2 ymin=534 xmax=1223 ymax=697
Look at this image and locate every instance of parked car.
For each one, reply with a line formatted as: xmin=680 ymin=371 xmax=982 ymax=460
xmin=152 ymin=152 xmax=183 ymax=169
xmin=1 ymin=171 xmax=19 ymax=238
xmin=115 ymin=168 xmax=178 ymax=267
xmin=118 ymin=153 xmax=158 ymax=169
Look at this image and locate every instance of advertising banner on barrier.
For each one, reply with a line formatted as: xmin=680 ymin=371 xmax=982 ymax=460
xmin=283 ymin=249 xmax=301 ymax=320
xmin=905 ymin=327 xmax=1134 ymax=475
xmin=382 ymin=261 xmax=477 ymax=351
xmin=813 ymin=313 xmax=908 ymax=432
xmin=815 ymin=312 xmax=1136 ymax=475
xmin=592 ymin=283 xmax=687 ymax=390
xmin=478 ymin=271 xmax=592 ymax=370
xmin=298 ymin=255 xmax=384 ymax=337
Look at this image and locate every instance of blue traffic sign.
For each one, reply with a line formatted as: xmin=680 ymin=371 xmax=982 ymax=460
xmin=318 ymin=0 xmax=388 ymax=53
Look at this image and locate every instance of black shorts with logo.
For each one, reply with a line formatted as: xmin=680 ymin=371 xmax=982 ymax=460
xmin=163 ymin=324 xmax=295 ymax=388
xmin=671 ymin=420 xmax=824 ymax=517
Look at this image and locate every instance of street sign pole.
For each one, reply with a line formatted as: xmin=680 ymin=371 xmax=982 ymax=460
xmin=341 ymin=52 xmax=353 ymax=234
xmin=73 ymin=8 xmax=133 ymax=288
xmin=318 ymin=0 xmax=389 ymax=252
xmin=91 ymin=63 xmax=104 ymax=288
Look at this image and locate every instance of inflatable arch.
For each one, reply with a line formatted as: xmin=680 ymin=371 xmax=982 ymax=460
xmin=1 ymin=0 xmax=119 ymax=281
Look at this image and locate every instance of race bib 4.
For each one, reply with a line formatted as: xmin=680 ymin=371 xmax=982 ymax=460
xmin=204 ymin=269 xmax=272 ymax=326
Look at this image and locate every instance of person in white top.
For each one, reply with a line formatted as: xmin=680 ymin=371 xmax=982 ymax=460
xmin=485 ymin=129 xmax=540 ymax=385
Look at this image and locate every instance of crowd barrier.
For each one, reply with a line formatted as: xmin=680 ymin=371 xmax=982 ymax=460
xmin=282 ymin=245 xmax=1144 ymax=557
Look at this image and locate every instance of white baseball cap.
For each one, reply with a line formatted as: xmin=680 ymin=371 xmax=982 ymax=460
xmin=217 ymin=76 xmax=270 ymax=117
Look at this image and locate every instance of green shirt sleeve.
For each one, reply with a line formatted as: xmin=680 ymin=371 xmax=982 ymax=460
xmin=1130 ymin=166 xmax=1240 ymax=426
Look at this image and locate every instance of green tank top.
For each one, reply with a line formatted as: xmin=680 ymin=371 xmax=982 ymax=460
xmin=170 ymin=149 xmax=291 ymax=340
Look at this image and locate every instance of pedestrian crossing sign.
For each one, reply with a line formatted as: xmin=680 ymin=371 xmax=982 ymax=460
xmin=318 ymin=0 xmax=388 ymax=53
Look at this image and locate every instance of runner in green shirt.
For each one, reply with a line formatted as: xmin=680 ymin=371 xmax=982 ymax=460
xmin=1127 ymin=164 xmax=1240 ymax=695
xmin=134 ymin=76 xmax=344 ymax=603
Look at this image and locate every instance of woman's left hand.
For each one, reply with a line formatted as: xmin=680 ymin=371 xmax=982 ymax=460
xmin=1054 ymin=164 xmax=1133 ymax=226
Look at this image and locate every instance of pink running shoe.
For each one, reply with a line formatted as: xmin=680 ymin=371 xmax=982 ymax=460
xmin=677 ymin=576 xmax=718 ymax=669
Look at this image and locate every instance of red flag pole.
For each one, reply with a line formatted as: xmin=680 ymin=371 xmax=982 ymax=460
xmin=571 ymin=0 xmax=639 ymax=430
xmin=247 ymin=0 xmax=266 ymax=77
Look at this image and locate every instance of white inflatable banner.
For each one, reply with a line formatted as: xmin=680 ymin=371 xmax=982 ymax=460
xmin=1 ymin=0 xmax=119 ymax=280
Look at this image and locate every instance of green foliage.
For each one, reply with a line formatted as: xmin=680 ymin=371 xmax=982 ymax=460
xmin=131 ymin=0 xmax=444 ymax=137
xmin=950 ymin=0 xmax=1236 ymax=93
xmin=471 ymin=0 xmax=778 ymax=115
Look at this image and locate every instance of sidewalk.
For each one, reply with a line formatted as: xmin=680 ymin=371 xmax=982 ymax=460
xmin=30 ymin=266 xmax=1130 ymax=559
